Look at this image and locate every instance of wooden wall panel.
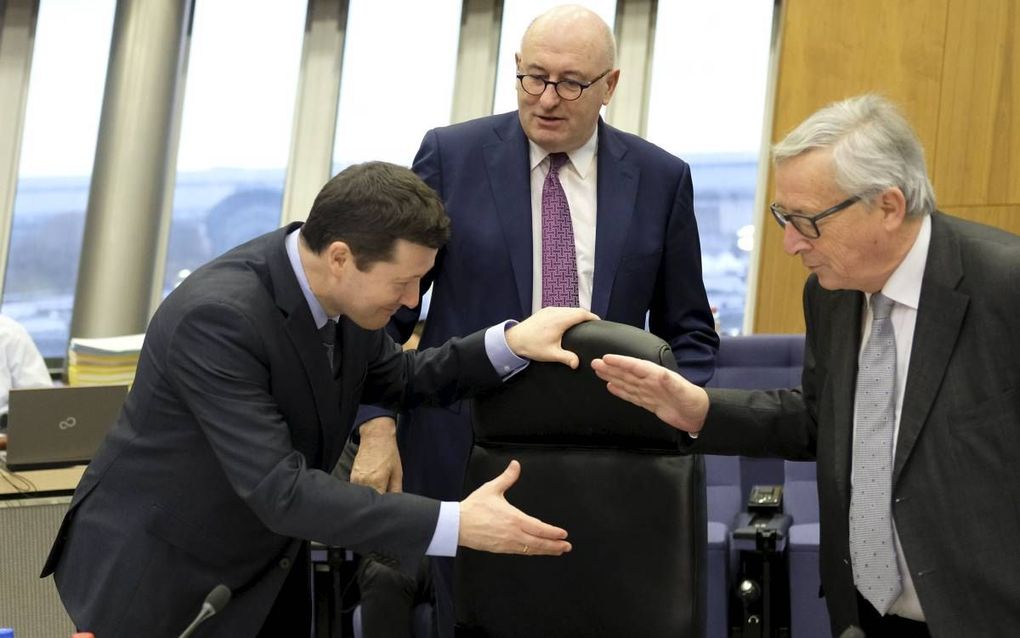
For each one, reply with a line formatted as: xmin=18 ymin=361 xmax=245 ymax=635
xmin=941 ymin=205 xmax=1020 ymax=236
xmin=753 ymin=0 xmax=949 ymax=334
xmin=933 ymin=0 xmax=1020 ymax=206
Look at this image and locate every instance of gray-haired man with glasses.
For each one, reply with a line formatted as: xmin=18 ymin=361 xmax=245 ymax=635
xmin=349 ymin=4 xmax=718 ymax=636
xmin=593 ymin=94 xmax=1020 ymax=637
xmin=771 ymin=195 xmax=860 ymax=239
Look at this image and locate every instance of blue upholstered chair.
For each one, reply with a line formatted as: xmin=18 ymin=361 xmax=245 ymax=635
xmin=704 ymin=454 xmax=742 ymax=638
xmin=703 ymin=334 xmax=806 ymax=637
xmin=784 ymin=460 xmax=830 ymax=637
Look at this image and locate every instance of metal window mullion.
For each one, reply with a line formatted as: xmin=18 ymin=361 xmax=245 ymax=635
xmin=0 ymin=0 xmax=40 ymax=300
xmin=281 ymin=0 xmax=348 ymax=225
xmin=450 ymin=0 xmax=503 ymax=124
xmin=606 ymin=0 xmax=657 ymax=137
xmin=70 ymin=0 xmax=193 ymax=339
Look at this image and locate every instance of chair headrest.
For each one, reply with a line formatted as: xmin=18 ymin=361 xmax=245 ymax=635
xmin=472 ymin=320 xmax=682 ymax=450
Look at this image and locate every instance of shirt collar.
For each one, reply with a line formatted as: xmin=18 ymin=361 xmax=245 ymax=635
xmin=870 ymin=214 xmax=931 ymax=311
xmin=285 ymin=227 xmax=336 ymax=329
xmin=528 ymin=126 xmax=599 ymax=178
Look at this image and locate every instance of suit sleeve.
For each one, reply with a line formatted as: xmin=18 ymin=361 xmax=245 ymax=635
xmin=684 ymin=279 xmax=821 ymax=458
xmin=357 ymin=325 xmax=502 ymax=410
xmin=649 ymin=161 xmax=720 ymax=386
xmin=166 ymin=301 xmax=439 ymax=573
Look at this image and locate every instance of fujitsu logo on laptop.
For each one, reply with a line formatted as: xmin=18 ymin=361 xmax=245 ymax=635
xmin=58 ymin=417 xmax=78 ymax=431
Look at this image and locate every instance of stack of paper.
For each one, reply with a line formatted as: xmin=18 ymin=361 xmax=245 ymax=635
xmin=67 ymin=334 xmax=145 ymax=386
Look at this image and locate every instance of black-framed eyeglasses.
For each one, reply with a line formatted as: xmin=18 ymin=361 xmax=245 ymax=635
xmin=516 ymin=69 xmax=612 ymax=101
xmin=770 ymin=195 xmax=861 ymax=239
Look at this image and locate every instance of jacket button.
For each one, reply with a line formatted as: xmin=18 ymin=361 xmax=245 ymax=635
xmin=279 ymin=557 xmax=292 ymax=569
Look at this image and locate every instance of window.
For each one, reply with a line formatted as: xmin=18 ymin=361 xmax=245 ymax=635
xmin=646 ymin=0 xmax=776 ymax=334
xmin=1 ymin=0 xmax=116 ymax=357
xmin=492 ymin=0 xmax=617 ymax=115
xmin=163 ymin=0 xmax=305 ymax=294
xmin=332 ymin=0 xmax=462 ymax=171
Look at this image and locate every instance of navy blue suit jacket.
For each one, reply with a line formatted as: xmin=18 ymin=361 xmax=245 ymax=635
xmin=364 ymin=112 xmax=718 ymax=502
xmin=42 ymin=226 xmax=502 ymax=636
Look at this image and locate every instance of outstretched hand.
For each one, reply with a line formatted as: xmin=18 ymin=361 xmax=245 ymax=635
xmin=505 ymin=307 xmax=599 ymax=369
xmin=459 ymin=460 xmax=572 ymax=556
xmin=591 ymin=354 xmax=709 ymax=434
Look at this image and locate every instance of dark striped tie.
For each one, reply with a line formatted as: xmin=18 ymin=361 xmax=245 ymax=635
xmin=320 ymin=319 xmax=339 ymax=377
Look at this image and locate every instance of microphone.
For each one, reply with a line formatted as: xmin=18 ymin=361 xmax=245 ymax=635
xmin=177 ymin=584 xmax=232 ymax=638
xmin=838 ymin=626 xmax=866 ymax=638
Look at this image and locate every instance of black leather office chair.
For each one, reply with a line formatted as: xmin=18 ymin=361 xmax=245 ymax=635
xmin=454 ymin=320 xmax=706 ymax=637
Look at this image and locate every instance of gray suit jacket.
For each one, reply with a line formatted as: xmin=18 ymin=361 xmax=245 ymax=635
xmin=42 ymin=224 xmax=501 ymax=637
xmin=694 ymin=213 xmax=1020 ymax=636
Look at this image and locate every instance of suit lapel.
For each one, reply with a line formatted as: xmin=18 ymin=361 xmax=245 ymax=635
xmin=826 ymin=288 xmax=865 ymax=506
xmin=484 ymin=115 xmax=533 ymax=316
xmin=894 ymin=214 xmax=967 ymax=484
xmin=592 ymin=120 xmax=639 ymax=318
xmin=267 ymin=225 xmax=343 ymax=468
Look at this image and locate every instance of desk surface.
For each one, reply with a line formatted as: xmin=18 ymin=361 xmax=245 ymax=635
xmin=0 ymin=464 xmax=84 ymax=497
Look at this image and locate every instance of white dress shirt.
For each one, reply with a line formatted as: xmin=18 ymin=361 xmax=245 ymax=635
xmin=528 ymin=129 xmax=599 ymax=314
xmin=855 ymin=214 xmax=932 ymax=620
xmin=0 ymin=314 xmax=53 ymax=417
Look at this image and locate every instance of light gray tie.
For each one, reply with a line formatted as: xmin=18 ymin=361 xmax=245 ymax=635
xmin=849 ymin=292 xmax=902 ymax=614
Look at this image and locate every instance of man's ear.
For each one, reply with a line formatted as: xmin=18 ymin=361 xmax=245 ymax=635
xmin=602 ymin=69 xmax=620 ymax=106
xmin=327 ymin=240 xmax=353 ymax=275
xmin=878 ymin=186 xmax=908 ymax=230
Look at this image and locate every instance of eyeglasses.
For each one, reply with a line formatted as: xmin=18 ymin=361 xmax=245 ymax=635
xmin=770 ymin=195 xmax=861 ymax=239
xmin=516 ymin=69 xmax=612 ymax=101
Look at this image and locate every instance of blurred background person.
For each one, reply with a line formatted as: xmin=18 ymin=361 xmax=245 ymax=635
xmin=0 ymin=314 xmax=53 ymax=435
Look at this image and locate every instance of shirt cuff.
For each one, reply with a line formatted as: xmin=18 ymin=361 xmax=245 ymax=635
xmin=484 ymin=320 xmax=529 ymax=380
xmin=425 ymin=501 xmax=460 ymax=557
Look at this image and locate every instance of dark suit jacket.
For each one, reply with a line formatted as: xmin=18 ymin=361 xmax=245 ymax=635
xmin=363 ymin=112 xmax=718 ymax=501
xmin=41 ymin=225 xmax=502 ymax=637
xmin=695 ymin=213 xmax=1020 ymax=636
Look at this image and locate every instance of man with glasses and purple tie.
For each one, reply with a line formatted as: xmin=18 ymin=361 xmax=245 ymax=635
xmin=345 ymin=4 xmax=718 ymax=636
xmin=593 ymin=94 xmax=1020 ymax=637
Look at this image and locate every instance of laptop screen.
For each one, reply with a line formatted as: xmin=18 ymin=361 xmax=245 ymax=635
xmin=5 ymin=385 xmax=128 ymax=471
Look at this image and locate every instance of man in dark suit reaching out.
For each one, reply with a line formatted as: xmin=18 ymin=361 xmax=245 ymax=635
xmin=593 ymin=94 xmax=1020 ymax=637
xmin=42 ymin=161 xmax=596 ymax=637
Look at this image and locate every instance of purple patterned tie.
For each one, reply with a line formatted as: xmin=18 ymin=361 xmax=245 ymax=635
xmin=541 ymin=152 xmax=579 ymax=307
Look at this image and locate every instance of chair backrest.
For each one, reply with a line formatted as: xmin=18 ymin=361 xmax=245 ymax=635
xmin=707 ymin=334 xmax=806 ymax=499
xmin=783 ymin=460 xmax=820 ymax=524
xmin=705 ymin=454 xmax=742 ymax=524
xmin=706 ymin=334 xmax=805 ymax=390
xmin=455 ymin=320 xmax=705 ymax=638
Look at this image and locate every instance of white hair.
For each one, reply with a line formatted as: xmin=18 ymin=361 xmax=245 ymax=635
xmin=773 ymin=94 xmax=936 ymax=218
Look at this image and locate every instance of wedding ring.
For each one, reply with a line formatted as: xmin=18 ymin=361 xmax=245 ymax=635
xmin=522 ymin=544 xmax=530 ymax=554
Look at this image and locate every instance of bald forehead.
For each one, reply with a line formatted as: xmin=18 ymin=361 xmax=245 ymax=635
xmin=521 ymin=5 xmax=615 ymax=68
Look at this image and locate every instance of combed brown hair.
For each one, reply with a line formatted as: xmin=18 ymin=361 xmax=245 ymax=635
xmin=301 ymin=161 xmax=450 ymax=270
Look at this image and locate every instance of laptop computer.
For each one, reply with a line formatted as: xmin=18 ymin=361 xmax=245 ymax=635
xmin=5 ymin=384 xmax=128 ymax=471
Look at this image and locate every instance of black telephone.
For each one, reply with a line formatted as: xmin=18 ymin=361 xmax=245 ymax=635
xmin=747 ymin=484 xmax=783 ymax=512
